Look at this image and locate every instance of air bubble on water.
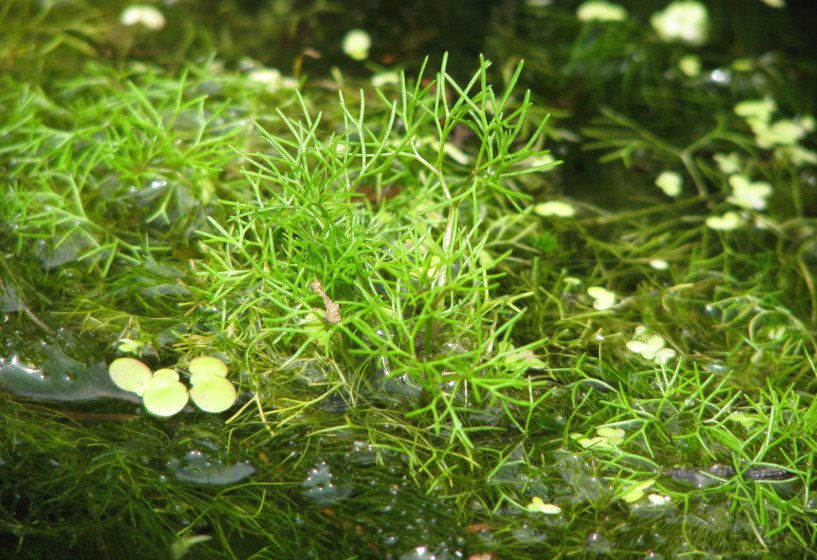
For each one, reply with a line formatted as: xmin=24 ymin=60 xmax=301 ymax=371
xmin=301 ymin=461 xmax=350 ymax=505
xmin=167 ymin=449 xmax=255 ymax=485
xmin=586 ymin=531 xmax=612 ymax=552
xmin=382 ymin=535 xmax=399 ymax=546
xmin=398 ymin=545 xmax=437 ymax=560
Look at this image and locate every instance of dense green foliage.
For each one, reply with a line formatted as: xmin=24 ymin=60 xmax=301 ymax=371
xmin=2 ymin=1 xmax=816 ymax=559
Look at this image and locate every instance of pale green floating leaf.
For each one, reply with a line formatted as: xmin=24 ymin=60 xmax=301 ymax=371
xmin=371 ymin=71 xmax=400 ymax=88
xmin=678 ymin=54 xmax=701 ymax=77
xmin=649 ymin=259 xmax=669 ymax=270
xmin=120 ymin=4 xmax=166 ymax=30
xmin=342 ymin=29 xmax=371 ymax=61
xmin=626 ymin=340 xmax=656 ymax=359
xmin=705 ymin=211 xmax=742 ymax=231
xmin=655 ymin=171 xmax=683 ymax=197
xmin=534 ymin=200 xmax=575 ymax=218
xmin=622 ymin=479 xmax=656 ymax=503
xmin=171 ymin=534 xmax=213 ymax=560
xmin=734 ymin=96 xmax=777 ymax=122
xmin=109 ymin=357 xmax=153 ymax=396
xmin=776 ymin=145 xmax=817 ymax=167
xmin=755 ymin=119 xmax=807 ymax=148
xmin=498 ymin=341 xmax=547 ymax=370
xmin=525 ymin=496 xmax=562 ymax=514
xmin=189 ymin=356 xmax=228 ymax=377
xmin=650 ymin=0 xmax=709 ymax=46
xmin=154 ymin=368 xmax=180 ymax=382
xmin=189 ymin=371 xmax=237 ymax=413
xmin=713 ymin=152 xmax=742 ymax=175
xmin=587 ymin=286 xmax=616 ymax=310
xmin=647 ymin=493 xmax=671 ymax=506
xmin=596 ymin=427 xmax=625 ymax=443
xmin=727 ymin=175 xmax=772 ymax=211
xmin=576 ymin=1 xmax=628 ymax=22
xmin=573 ymin=434 xmax=615 ymax=449
xmin=247 ymin=68 xmax=297 ymax=93
xmin=729 ymin=411 xmax=762 ymax=429
xmin=654 ymin=347 xmax=677 ymax=365
xmin=142 ymin=377 xmax=189 ymax=417
xmin=117 ymin=338 xmax=140 ymax=355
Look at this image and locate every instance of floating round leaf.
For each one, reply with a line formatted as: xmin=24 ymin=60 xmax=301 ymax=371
xmin=189 ymin=372 xmax=237 ymax=413
xmin=188 ymin=356 xmax=228 ymax=377
xmin=142 ymin=377 xmax=189 ymax=417
xmin=109 ymin=357 xmax=153 ymax=396
xmin=153 ymin=368 xmax=180 ymax=382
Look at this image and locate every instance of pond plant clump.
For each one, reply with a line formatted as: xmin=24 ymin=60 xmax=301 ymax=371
xmin=108 ymin=356 xmax=236 ymax=416
xmin=1 ymin=0 xmax=817 ymax=559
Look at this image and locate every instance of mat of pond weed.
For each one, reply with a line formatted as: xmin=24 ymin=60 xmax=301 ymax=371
xmin=2 ymin=1 xmax=817 ymax=558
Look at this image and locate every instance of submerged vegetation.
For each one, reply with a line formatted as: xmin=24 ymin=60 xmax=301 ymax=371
xmin=1 ymin=1 xmax=816 ymax=559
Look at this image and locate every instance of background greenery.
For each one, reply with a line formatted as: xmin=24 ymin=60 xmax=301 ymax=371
xmin=1 ymin=0 xmax=816 ymax=558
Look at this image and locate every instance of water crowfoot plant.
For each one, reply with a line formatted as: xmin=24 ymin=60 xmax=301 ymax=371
xmin=194 ymin=55 xmax=559 ymax=452
xmin=3 ymin=1 xmax=817 ymax=558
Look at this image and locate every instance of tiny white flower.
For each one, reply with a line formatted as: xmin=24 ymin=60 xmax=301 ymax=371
xmin=655 ymin=170 xmax=683 ymax=197
xmin=678 ymin=54 xmax=701 ymax=77
xmin=650 ymin=1 xmax=709 ymax=46
xmin=727 ymin=175 xmax=772 ymax=211
xmin=534 ymin=200 xmax=576 ymax=218
xmin=576 ymin=1 xmax=628 ymax=21
xmin=759 ymin=0 xmax=785 ymax=7
xmin=342 ymin=29 xmax=372 ymax=61
xmin=120 ymin=4 xmax=166 ymax=30
xmin=706 ymin=211 xmax=742 ymax=231
xmin=649 ymin=259 xmax=669 ymax=270
xmin=587 ymin=286 xmax=616 ymax=310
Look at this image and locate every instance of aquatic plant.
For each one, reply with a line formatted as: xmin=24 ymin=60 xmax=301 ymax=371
xmin=193 ymin=54 xmax=557 ymax=452
xmin=2 ymin=0 xmax=817 ymax=558
xmin=141 ymin=368 xmax=189 ymax=417
xmin=107 ymin=356 xmax=236 ymax=416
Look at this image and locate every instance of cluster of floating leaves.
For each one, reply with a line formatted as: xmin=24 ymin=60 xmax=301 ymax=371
xmin=108 ymin=356 xmax=236 ymax=416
